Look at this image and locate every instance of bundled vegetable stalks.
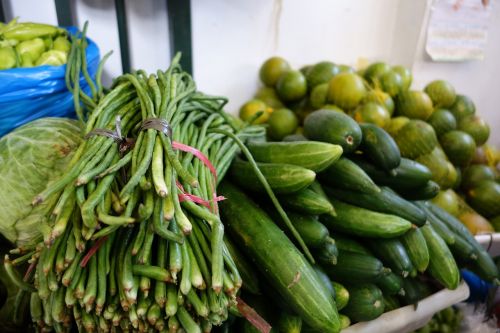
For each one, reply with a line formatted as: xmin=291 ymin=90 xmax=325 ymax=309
xmin=4 ymin=26 xmax=265 ymax=332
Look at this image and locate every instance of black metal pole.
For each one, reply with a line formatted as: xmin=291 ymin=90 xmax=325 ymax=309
xmin=114 ymin=0 xmax=131 ymax=74
xmin=54 ymin=0 xmax=74 ymax=26
xmin=0 ymin=0 xmax=6 ymax=23
xmin=166 ymin=0 xmax=193 ymax=75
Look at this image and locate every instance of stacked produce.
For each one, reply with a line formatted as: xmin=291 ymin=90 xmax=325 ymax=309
xmin=219 ymin=57 xmax=500 ymax=331
xmin=2 ymin=27 xmax=266 ymax=331
xmin=412 ymin=306 xmax=463 ymax=333
xmin=0 ymin=18 xmax=72 ymax=69
xmin=241 ymin=57 xmax=500 ymax=235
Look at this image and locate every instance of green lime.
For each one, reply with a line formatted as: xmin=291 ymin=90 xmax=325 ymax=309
xmin=322 ymin=104 xmax=345 ymax=113
xmin=326 ymin=72 xmax=367 ymax=110
xmin=276 ymin=70 xmax=308 ymax=102
xmin=363 ymin=90 xmax=395 ymax=115
xmin=259 ymin=56 xmax=291 ymax=87
xmin=461 ymin=164 xmax=497 ymax=190
xmin=386 ymin=116 xmax=410 ymax=136
xmin=450 ymin=94 xmax=475 ymax=121
xmin=254 ymin=86 xmax=284 ymax=109
xmin=300 ymin=64 xmax=313 ymax=76
xmin=338 ymin=64 xmax=356 ymax=74
xmin=431 ymin=190 xmax=460 ymax=216
xmin=352 ymin=102 xmax=391 ymax=128
xmin=363 ymin=62 xmax=391 ymax=84
xmin=391 ymin=65 xmax=412 ymax=91
xmin=267 ymin=108 xmax=299 ymax=141
xmin=396 ymin=90 xmax=434 ymax=120
xmin=440 ymin=130 xmax=477 ymax=166
xmin=306 ymin=61 xmax=340 ymax=89
xmin=380 ymin=71 xmax=403 ymax=97
xmin=457 ymin=115 xmax=490 ymax=146
xmin=239 ymin=99 xmax=271 ymax=124
xmin=424 ymin=80 xmax=456 ymax=108
xmin=309 ymin=83 xmax=328 ymax=110
xmin=427 ymin=109 xmax=457 ymax=137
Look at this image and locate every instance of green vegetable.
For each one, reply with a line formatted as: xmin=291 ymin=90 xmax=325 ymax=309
xmin=219 ymin=181 xmax=341 ymax=333
xmin=0 ymin=118 xmax=81 ymax=246
xmin=0 ymin=46 xmax=17 ymax=70
xmin=333 ymin=234 xmax=372 ymax=255
xmin=400 ymin=228 xmax=429 ymax=273
xmin=15 ymin=37 xmax=45 ymax=62
xmin=319 ymin=157 xmax=380 ymax=194
xmin=368 ymin=238 xmax=414 ymax=278
xmin=359 ymin=123 xmax=401 ymax=171
xmin=35 ymin=50 xmax=67 ymax=66
xmin=376 ymin=272 xmax=404 ymax=296
xmin=397 ymin=180 xmax=440 ymax=200
xmin=280 ymin=187 xmax=334 ymax=215
xmin=2 ymin=22 xmax=65 ymax=41
xmin=247 ymin=140 xmax=342 ymax=172
xmin=323 ymin=250 xmax=389 ymax=284
xmin=230 ymin=159 xmax=316 ymax=194
xmin=341 ymin=284 xmax=384 ymax=322
xmin=332 ymin=282 xmax=349 ymax=311
xmin=320 ymin=198 xmax=412 ymax=238
xmin=53 ymin=36 xmax=71 ymax=53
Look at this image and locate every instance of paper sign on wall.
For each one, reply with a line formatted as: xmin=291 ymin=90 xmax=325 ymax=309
xmin=426 ymin=0 xmax=492 ymax=61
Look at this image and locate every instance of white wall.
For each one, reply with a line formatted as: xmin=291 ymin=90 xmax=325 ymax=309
xmin=3 ymin=0 xmax=499 ymax=144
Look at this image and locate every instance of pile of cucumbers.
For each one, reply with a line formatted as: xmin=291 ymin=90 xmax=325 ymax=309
xmin=217 ymin=110 xmax=498 ymax=332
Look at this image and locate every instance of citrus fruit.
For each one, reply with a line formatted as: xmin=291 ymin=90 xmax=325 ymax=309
xmin=363 ymin=62 xmax=391 ymax=84
xmin=450 ymin=94 xmax=475 ymax=121
xmin=424 ymin=80 xmax=456 ymax=108
xmin=352 ymin=102 xmax=391 ymax=128
xmin=457 ymin=115 xmax=490 ymax=146
xmin=431 ymin=190 xmax=460 ymax=216
xmin=254 ymin=86 xmax=284 ymax=109
xmin=306 ymin=61 xmax=340 ymax=89
xmin=466 ymin=180 xmax=500 ymax=218
xmin=267 ymin=108 xmax=299 ymax=141
xmin=461 ymin=164 xmax=497 ymax=190
xmin=300 ymin=64 xmax=313 ymax=76
xmin=440 ymin=130 xmax=476 ymax=166
xmin=442 ymin=161 xmax=458 ymax=189
xmin=385 ymin=116 xmax=410 ymax=136
xmin=322 ymin=104 xmax=345 ymax=113
xmin=363 ymin=90 xmax=395 ymax=115
xmin=338 ymin=64 xmax=356 ymax=74
xmin=394 ymin=120 xmax=438 ymax=159
xmin=326 ymin=72 xmax=367 ymax=110
xmin=427 ymin=109 xmax=457 ymax=137
xmin=239 ymin=99 xmax=271 ymax=124
xmin=380 ymin=71 xmax=403 ymax=97
xmin=310 ymin=83 xmax=329 ymax=110
xmin=276 ymin=70 xmax=308 ymax=102
xmin=459 ymin=211 xmax=495 ymax=234
xmin=471 ymin=146 xmax=488 ymax=164
xmin=416 ymin=147 xmax=450 ymax=185
xmin=391 ymin=65 xmax=412 ymax=90
xmin=259 ymin=56 xmax=291 ymax=87
xmin=396 ymin=90 xmax=434 ymax=120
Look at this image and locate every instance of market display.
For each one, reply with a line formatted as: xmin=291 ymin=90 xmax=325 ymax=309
xmin=0 ymin=20 xmax=500 ymax=333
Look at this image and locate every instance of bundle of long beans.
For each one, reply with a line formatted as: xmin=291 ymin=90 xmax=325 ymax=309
xmin=4 ymin=24 xmax=265 ymax=333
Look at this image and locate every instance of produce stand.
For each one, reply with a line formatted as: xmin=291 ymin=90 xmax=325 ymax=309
xmin=344 ymin=281 xmax=470 ymax=333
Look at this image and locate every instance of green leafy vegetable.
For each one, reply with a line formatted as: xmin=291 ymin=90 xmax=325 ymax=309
xmin=0 ymin=118 xmax=81 ymax=246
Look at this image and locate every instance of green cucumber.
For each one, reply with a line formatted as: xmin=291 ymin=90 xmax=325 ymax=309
xmin=247 ymin=141 xmax=343 ymax=172
xmin=339 ymin=315 xmax=351 ymax=329
xmin=277 ymin=312 xmax=302 ymax=333
xmin=376 ymin=272 xmax=404 ymax=296
xmin=332 ymin=282 xmax=349 ymax=311
xmin=224 ymin=236 xmax=260 ymax=294
xmin=359 ymin=123 xmax=401 ymax=171
xmin=351 ymin=156 xmax=432 ymax=190
xmin=283 ymin=134 xmax=308 ymax=142
xmin=313 ymin=265 xmax=335 ymax=298
xmin=421 ymin=223 xmax=460 ymax=290
xmin=326 ymin=186 xmax=426 ymax=226
xmin=368 ymin=238 xmax=414 ymax=278
xmin=341 ymin=284 xmax=384 ymax=322
xmin=304 ymin=109 xmax=362 ymax=153
xmin=314 ymin=237 xmax=338 ymax=265
xmin=333 ymin=234 xmax=372 ymax=255
xmin=383 ymin=295 xmax=400 ymax=312
xmin=400 ymin=278 xmax=428 ymax=306
xmin=280 ymin=187 xmax=334 ymax=215
xmin=415 ymin=202 xmax=456 ymax=246
xmin=400 ymin=228 xmax=429 ymax=273
xmin=219 ymin=182 xmax=340 ymax=332
xmin=320 ymin=198 xmax=412 ymax=238
xmin=319 ymin=157 xmax=380 ymax=194
xmin=269 ymin=211 xmax=329 ymax=249
xmin=397 ymin=180 xmax=440 ymax=200
xmin=323 ymin=250 xmax=390 ymax=284
xmin=448 ymin=234 xmax=479 ymax=262
xmin=229 ymin=159 xmax=315 ymax=194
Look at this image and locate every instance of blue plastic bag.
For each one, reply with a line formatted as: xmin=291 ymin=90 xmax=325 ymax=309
xmin=0 ymin=27 xmax=100 ymax=136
